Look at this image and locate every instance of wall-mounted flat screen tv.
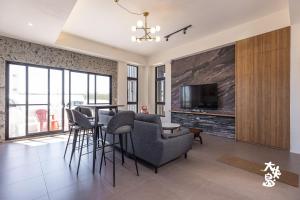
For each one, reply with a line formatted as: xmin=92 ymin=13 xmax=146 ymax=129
xmin=180 ymin=83 xmax=218 ymax=109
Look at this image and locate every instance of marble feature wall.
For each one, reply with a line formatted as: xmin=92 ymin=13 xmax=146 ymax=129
xmin=0 ymin=36 xmax=118 ymax=141
xmin=172 ymin=113 xmax=235 ymax=139
xmin=171 ymin=45 xmax=235 ymax=113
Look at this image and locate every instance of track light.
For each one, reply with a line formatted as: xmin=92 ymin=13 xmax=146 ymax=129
xmin=164 ymin=25 xmax=192 ymax=42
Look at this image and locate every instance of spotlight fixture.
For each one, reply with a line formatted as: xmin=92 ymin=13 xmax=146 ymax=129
xmin=164 ymin=25 xmax=192 ymax=42
xmin=114 ymin=0 xmax=161 ymax=42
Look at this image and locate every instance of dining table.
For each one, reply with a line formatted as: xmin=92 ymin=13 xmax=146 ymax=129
xmin=79 ymin=104 xmax=124 ymax=173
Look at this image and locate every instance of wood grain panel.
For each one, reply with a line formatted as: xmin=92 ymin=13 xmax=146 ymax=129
xmin=235 ymin=27 xmax=290 ymax=149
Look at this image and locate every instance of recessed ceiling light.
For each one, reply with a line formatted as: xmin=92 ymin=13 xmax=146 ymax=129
xmin=28 ymin=22 xmax=33 ymax=26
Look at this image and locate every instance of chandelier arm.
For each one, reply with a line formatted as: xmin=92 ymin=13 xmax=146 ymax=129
xmin=114 ymin=0 xmax=143 ymax=16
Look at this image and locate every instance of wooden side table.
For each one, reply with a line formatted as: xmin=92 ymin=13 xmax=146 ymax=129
xmin=189 ymin=128 xmax=203 ymax=144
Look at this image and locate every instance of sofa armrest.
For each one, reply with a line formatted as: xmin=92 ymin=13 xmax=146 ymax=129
xmin=131 ymin=120 xmax=164 ymax=166
xmin=157 ymin=132 xmax=193 ymax=165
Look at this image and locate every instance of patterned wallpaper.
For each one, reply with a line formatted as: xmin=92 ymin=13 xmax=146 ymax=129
xmin=171 ymin=45 xmax=235 ymax=113
xmin=0 ymin=36 xmax=118 ymax=141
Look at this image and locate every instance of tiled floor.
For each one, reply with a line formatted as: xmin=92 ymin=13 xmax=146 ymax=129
xmin=0 ymin=134 xmax=299 ymax=200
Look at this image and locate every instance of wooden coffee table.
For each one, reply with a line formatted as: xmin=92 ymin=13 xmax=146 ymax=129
xmin=189 ymin=128 xmax=203 ymax=144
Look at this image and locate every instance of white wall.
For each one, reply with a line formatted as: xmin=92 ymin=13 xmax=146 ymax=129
xmin=290 ymin=25 xmax=300 ymax=154
xmin=56 ymin=32 xmax=147 ymax=65
xmin=138 ymin=65 xmax=149 ymax=110
xmin=148 ymin=66 xmax=156 ymax=114
xmin=289 ymin=0 xmax=300 ymax=154
xmin=117 ymin=61 xmax=128 ymax=110
xmin=148 ymin=9 xmax=290 ymax=65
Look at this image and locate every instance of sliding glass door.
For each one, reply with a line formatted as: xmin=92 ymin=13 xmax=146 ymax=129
xmin=6 ymin=62 xmax=112 ymax=139
xmin=27 ymin=67 xmax=49 ymax=134
xmin=49 ymin=69 xmax=63 ymax=131
xmin=8 ymin=64 xmax=26 ymax=138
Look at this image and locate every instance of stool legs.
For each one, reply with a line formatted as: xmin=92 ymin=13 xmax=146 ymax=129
xmin=112 ymin=134 xmax=116 ymax=187
xmin=129 ymin=132 xmax=139 ymax=176
xmin=119 ymin=135 xmax=125 ymax=165
xmin=64 ymin=127 xmax=72 ymax=158
xmin=77 ymin=131 xmax=85 ymax=175
xmin=99 ymin=131 xmax=106 ymax=174
xmin=99 ymin=126 xmax=106 ymax=165
xmin=69 ymin=129 xmax=79 ymax=166
xmin=99 ymin=132 xmax=139 ymax=187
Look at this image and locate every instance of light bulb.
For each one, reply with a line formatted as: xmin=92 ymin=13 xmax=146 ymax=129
xmin=131 ymin=26 xmax=137 ymax=32
xmin=137 ymin=20 xmax=143 ymax=28
xmin=137 ymin=38 xmax=141 ymax=43
xmin=150 ymin=27 xmax=156 ymax=34
xmin=131 ymin=36 xmax=136 ymax=42
xmin=155 ymin=36 xmax=161 ymax=42
xmin=155 ymin=25 xmax=161 ymax=32
xmin=148 ymin=38 xmax=153 ymax=42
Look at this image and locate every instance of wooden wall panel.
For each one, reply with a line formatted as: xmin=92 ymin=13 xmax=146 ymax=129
xmin=235 ymin=27 xmax=290 ymax=149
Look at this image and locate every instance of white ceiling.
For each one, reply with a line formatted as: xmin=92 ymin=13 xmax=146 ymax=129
xmin=0 ymin=0 xmax=77 ymax=44
xmin=0 ymin=0 xmax=289 ymax=57
xmin=63 ymin=0 xmax=289 ymax=56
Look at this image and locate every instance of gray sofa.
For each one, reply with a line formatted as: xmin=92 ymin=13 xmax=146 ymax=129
xmin=128 ymin=114 xmax=193 ymax=173
xmin=99 ymin=111 xmax=193 ymax=173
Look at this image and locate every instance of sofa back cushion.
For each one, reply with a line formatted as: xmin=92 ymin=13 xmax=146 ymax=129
xmin=135 ymin=113 xmax=161 ymax=125
xmin=98 ymin=110 xmax=115 ymax=126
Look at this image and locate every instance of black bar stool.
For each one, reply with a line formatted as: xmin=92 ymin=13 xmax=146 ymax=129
xmin=71 ymin=110 xmax=96 ymax=175
xmin=64 ymin=109 xmax=81 ymax=162
xmin=99 ymin=111 xmax=139 ymax=187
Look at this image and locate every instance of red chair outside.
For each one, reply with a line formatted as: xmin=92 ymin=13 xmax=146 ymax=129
xmin=36 ymin=109 xmax=47 ymax=132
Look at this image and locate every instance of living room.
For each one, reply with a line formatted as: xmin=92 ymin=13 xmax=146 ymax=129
xmin=0 ymin=0 xmax=300 ymax=199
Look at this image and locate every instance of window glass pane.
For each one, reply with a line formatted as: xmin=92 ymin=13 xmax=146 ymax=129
xmin=50 ymin=69 xmax=62 ymax=131
xmin=64 ymin=70 xmax=70 ymax=131
xmin=28 ymin=105 xmax=48 ymax=133
xmin=128 ymin=104 xmax=137 ymax=112
xmin=156 ymin=66 xmax=165 ymax=79
xmin=127 ymin=80 xmax=137 ymax=102
xmin=128 ymin=65 xmax=137 ymax=78
xmin=28 ymin=67 xmax=48 ymax=104
xmin=70 ymin=72 xmax=88 ymax=107
xmin=156 ymin=104 xmax=165 ymax=116
xmin=9 ymin=106 xmax=26 ymax=138
xmin=156 ymin=80 xmax=165 ymax=102
xmin=64 ymin=70 xmax=69 ymax=108
xmin=9 ymin=64 xmax=26 ymax=104
xmin=89 ymin=74 xmax=95 ymax=104
xmin=96 ymin=75 xmax=110 ymax=104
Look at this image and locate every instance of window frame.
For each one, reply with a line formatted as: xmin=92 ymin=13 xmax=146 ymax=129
xmin=5 ymin=61 xmax=112 ymax=140
xmin=155 ymin=65 xmax=165 ymax=116
xmin=127 ymin=65 xmax=138 ymax=113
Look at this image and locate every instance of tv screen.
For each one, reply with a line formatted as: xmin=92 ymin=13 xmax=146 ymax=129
xmin=180 ymin=83 xmax=218 ymax=109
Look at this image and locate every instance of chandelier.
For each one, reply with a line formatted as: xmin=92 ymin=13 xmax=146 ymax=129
xmin=114 ymin=0 xmax=161 ymax=42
